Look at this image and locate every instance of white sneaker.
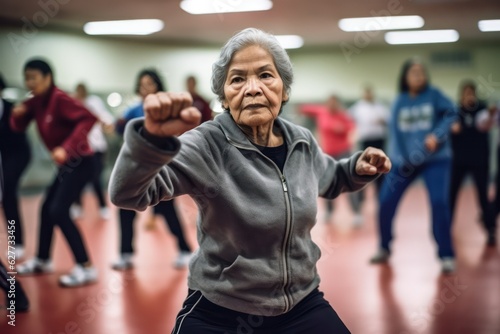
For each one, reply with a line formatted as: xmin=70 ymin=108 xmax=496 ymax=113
xmin=174 ymin=251 xmax=192 ymax=269
xmin=370 ymin=249 xmax=390 ymax=264
xmin=441 ymin=257 xmax=456 ymax=274
xmin=70 ymin=204 xmax=83 ymax=220
xmin=99 ymin=207 xmax=110 ymax=220
xmin=59 ymin=264 xmax=98 ymax=287
xmin=14 ymin=246 xmax=25 ymax=260
xmin=352 ymin=214 xmax=364 ymax=228
xmin=111 ymin=253 xmax=134 ymax=270
xmin=6 ymin=245 xmax=25 ymax=260
xmin=17 ymin=257 xmax=53 ymax=275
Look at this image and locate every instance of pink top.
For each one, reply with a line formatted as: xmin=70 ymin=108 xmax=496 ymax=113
xmin=300 ymin=104 xmax=355 ymax=157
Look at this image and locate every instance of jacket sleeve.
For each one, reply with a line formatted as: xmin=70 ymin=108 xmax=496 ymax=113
xmin=109 ymin=118 xmax=218 ymax=211
xmin=309 ymin=131 xmax=378 ymax=199
xmin=9 ymin=100 xmax=35 ymax=132
xmin=432 ymin=89 xmax=458 ymax=143
xmin=57 ymin=94 xmax=97 ymax=154
xmin=299 ymin=104 xmax=322 ymax=117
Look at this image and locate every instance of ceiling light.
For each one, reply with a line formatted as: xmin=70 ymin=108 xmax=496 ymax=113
xmin=180 ymin=0 xmax=273 ymax=15
xmin=275 ymin=35 xmax=304 ymax=49
xmin=83 ymin=19 xmax=164 ymax=35
xmin=339 ymin=15 xmax=424 ymax=32
xmin=478 ymin=19 xmax=500 ymax=32
xmin=385 ymin=29 xmax=459 ymax=44
xmin=107 ymin=92 xmax=123 ymax=107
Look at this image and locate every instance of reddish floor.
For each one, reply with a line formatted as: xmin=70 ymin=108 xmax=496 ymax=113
xmin=0 ymin=182 xmax=499 ymax=334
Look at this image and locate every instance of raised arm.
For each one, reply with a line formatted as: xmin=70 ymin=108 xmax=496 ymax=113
xmin=299 ymin=104 xmax=324 ymax=117
xmin=9 ymin=102 xmax=34 ymax=132
xmin=309 ymin=131 xmax=391 ymax=199
xmin=109 ymin=92 xmax=203 ymax=211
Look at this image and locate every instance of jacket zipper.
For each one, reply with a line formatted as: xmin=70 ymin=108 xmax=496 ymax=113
xmin=280 ymin=173 xmax=292 ymax=312
xmin=226 ymin=137 xmax=308 ymax=313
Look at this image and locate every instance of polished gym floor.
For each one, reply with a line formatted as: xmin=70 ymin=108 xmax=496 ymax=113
xmin=0 ymin=182 xmax=499 ymax=334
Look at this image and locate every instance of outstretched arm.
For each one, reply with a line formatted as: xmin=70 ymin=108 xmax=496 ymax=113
xmin=109 ymin=92 xmax=203 ymax=211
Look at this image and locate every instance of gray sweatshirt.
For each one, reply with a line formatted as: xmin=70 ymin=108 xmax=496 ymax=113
xmin=109 ymin=112 xmax=377 ymax=316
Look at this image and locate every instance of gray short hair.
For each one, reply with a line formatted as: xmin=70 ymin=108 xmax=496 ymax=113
xmin=211 ymin=28 xmax=294 ymax=108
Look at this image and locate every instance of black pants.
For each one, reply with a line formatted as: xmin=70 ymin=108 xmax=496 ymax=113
xmin=0 ymin=259 xmax=29 ymax=311
xmin=0 ymin=146 xmax=31 ymax=246
xmin=450 ymin=160 xmax=496 ymax=232
xmin=172 ymin=288 xmax=350 ymax=334
xmin=75 ymin=151 xmax=107 ymax=208
xmin=119 ymin=199 xmax=191 ymax=254
xmin=494 ymin=146 xmax=500 ymax=220
xmin=38 ymin=156 xmax=94 ymax=264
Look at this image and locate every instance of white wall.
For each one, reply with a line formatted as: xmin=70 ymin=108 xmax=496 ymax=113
xmin=1 ymin=26 xmax=500 ymax=110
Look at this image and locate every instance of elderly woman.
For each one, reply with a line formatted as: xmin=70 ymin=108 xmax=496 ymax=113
xmin=110 ymin=28 xmax=391 ymax=333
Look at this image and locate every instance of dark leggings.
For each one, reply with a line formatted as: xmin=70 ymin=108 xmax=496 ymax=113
xmin=37 ymin=156 xmax=94 ymax=264
xmin=75 ymin=151 xmax=107 ymax=208
xmin=172 ymin=288 xmax=350 ymax=334
xmin=0 ymin=259 xmax=29 ymax=310
xmin=1 ymin=145 xmax=31 ymax=246
xmin=450 ymin=160 xmax=495 ymax=233
xmin=119 ymin=199 xmax=191 ymax=254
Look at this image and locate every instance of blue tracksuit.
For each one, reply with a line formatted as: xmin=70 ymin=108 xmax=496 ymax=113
xmin=379 ymin=86 xmax=458 ymax=258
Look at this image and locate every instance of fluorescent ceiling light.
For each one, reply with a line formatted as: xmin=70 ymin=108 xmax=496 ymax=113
xmin=275 ymin=35 xmax=304 ymax=49
xmin=83 ymin=19 xmax=164 ymax=35
xmin=180 ymin=0 xmax=272 ymax=15
xmin=385 ymin=29 xmax=459 ymax=44
xmin=478 ymin=19 xmax=500 ymax=32
xmin=339 ymin=15 xmax=424 ymax=32
xmin=107 ymin=92 xmax=123 ymax=107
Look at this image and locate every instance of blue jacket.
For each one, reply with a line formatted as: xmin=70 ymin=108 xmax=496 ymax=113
xmin=388 ymin=86 xmax=457 ymax=166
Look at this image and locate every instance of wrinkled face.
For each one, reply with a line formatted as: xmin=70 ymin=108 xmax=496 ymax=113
xmin=138 ymin=75 xmax=159 ymax=99
xmin=406 ymin=63 xmax=427 ymax=93
xmin=24 ymin=69 xmax=52 ymax=96
xmin=223 ymin=45 xmax=288 ymax=127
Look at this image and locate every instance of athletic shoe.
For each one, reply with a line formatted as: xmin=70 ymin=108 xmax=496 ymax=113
xmin=99 ymin=207 xmax=111 ymax=220
xmin=6 ymin=245 xmax=25 ymax=260
xmin=59 ymin=264 xmax=98 ymax=287
xmin=111 ymin=253 xmax=134 ymax=270
xmin=369 ymin=249 xmax=390 ymax=264
xmin=174 ymin=251 xmax=192 ymax=269
xmin=70 ymin=204 xmax=83 ymax=220
xmin=440 ymin=257 xmax=456 ymax=274
xmin=17 ymin=257 xmax=53 ymax=275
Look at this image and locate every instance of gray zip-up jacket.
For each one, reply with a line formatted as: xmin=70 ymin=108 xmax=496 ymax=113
xmin=109 ymin=112 xmax=378 ymax=316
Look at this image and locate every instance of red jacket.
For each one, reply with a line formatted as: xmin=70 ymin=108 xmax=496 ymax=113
xmin=10 ymin=86 xmax=96 ymax=162
xmin=300 ymin=104 xmax=355 ymax=157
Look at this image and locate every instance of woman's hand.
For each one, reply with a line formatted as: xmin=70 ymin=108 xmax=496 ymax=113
xmin=12 ymin=104 xmax=28 ymax=118
xmin=144 ymin=92 xmax=201 ymax=137
xmin=451 ymin=122 xmax=461 ymax=134
xmin=51 ymin=146 xmax=68 ymax=165
xmin=356 ymin=147 xmax=391 ymax=176
xmin=424 ymin=134 xmax=439 ymax=152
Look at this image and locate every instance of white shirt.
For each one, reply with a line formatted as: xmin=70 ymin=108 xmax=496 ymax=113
xmin=349 ymin=99 xmax=390 ymax=141
xmin=84 ymin=95 xmax=115 ymax=153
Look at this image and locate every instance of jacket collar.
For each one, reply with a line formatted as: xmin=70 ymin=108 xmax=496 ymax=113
xmin=214 ymin=111 xmax=310 ymax=150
